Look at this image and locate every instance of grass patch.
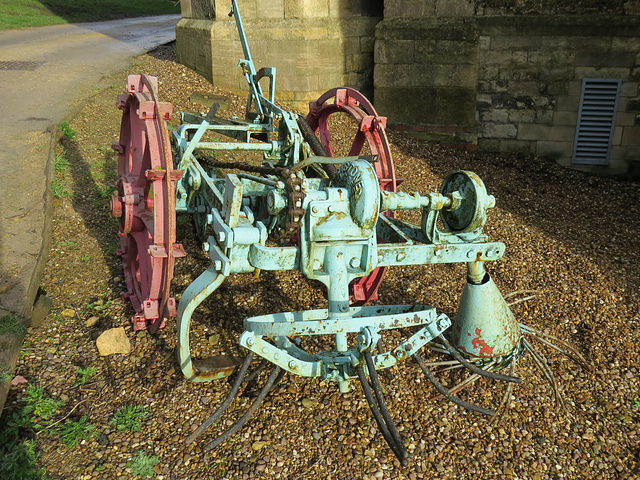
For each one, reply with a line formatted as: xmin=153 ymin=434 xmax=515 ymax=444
xmin=0 ymin=314 xmax=25 ymax=336
xmin=110 ymin=405 xmax=149 ymax=432
xmin=0 ymin=0 xmax=180 ymax=31
xmin=127 ymin=451 xmax=159 ymax=479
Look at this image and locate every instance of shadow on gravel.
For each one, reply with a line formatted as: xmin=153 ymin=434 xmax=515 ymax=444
xmin=59 ymin=135 xmax=123 ymax=303
xmin=388 ymin=132 xmax=640 ymax=296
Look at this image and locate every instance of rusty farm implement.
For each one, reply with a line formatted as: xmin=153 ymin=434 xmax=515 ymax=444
xmin=109 ymin=1 xmax=587 ymax=464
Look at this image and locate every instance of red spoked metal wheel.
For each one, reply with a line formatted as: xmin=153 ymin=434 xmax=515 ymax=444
xmin=306 ymin=87 xmax=398 ymax=306
xmin=111 ymin=74 xmax=186 ymax=333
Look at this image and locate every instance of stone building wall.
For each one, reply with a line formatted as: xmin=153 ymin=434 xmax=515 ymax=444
xmin=374 ymin=0 xmax=640 ymax=175
xmin=176 ymin=0 xmax=640 ymax=175
xmin=176 ymin=0 xmax=382 ymax=110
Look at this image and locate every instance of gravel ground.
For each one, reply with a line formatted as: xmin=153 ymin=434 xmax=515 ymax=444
xmin=3 ymin=43 xmax=640 ymax=480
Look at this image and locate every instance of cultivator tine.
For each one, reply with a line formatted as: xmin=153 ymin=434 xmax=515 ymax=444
xmin=204 ymin=367 xmax=285 ymax=451
xmin=437 ymin=335 xmax=522 ymax=384
xmin=522 ymin=338 xmax=565 ymax=409
xmin=490 ymin=361 xmax=517 ymax=426
xmin=186 ymin=352 xmax=255 ymax=445
xmin=356 ymin=351 xmax=409 ymax=466
xmin=414 ymin=352 xmax=495 ymax=417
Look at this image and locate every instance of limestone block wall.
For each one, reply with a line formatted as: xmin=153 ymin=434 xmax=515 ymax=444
xmin=475 ymin=16 xmax=640 ymax=174
xmin=374 ymin=2 xmax=640 ymax=174
xmin=177 ymin=0 xmax=382 ymax=110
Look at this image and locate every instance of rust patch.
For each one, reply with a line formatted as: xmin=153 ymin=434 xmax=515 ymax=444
xmin=471 ymin=327 xmax=494 ymax=356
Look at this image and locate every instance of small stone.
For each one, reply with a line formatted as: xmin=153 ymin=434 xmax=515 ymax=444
xmin=208 ymin=334 xmax=220 ymax=346
xmin=96 ymin=328 xmax=131 ymax=356
xmin=312 ymin=432 xmax=322 ymax=441
xmin=61 ymin=308 xmax=76 ymax=318
xmin=98 ymin=434 xmax=109 ymax=445
xmin=301 ymin=398 xmax=314 ymax=408
xmin=252 ymin=441 xmax=269 ymax=451
xmin=85 ymin=316 xmax=99 ymax=327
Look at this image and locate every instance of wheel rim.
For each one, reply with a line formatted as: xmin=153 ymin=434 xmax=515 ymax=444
xmin=111 ymin=74 xmax=185 ymax=332
xmin=306 ymin=87 xmax=397 ymax=306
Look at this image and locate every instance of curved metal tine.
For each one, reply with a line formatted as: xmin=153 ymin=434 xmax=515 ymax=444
xmin=377 ymin=339 xmax=394 ymax=380
xmin=205 ymin=367 xmax=285 ymax=451
xmin=186 ymin=352 xmax=255 ymax=444
xmin=437 ymin=335 xmax=522 ymax=384
xmin=414 ymin=352 xmax=495 ymax=417
xmin=356 ymin=366 xmax=408 ymax=465
xmin=241 ymin=359 xmax=268 ymax=384
xmin=489 ymin=360 xmax=516 ymax=426
xmin=363 ymin=350 xmax=407 ymax=457
xmin=522 ymin=338 xmax=565 ymax=409
xmin=520 ymin=324 xmax=592 ymax=372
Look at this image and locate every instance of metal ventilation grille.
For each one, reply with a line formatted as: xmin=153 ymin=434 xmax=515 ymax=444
xmin=572 ymin=78 xmax=621 ymax=165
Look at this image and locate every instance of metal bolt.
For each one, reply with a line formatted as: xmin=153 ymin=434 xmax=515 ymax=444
xmin=396 ymin=252 xmax=406 ymax=262
xmin=262 ymin=347 xmax=268 ymax=353
xmin=328 ymin=205 xmax=334 ymax=213
xmin=202 ymin=242 xmax=210 ymax=252
xmin=218 ymin=231 xmax=226 ymax=242
xmin=274 ymin=353 xmax=280 ymax=360
xmin=350 ymin=257 xmax=360 ymax=268
xmin=467 ymin=250 xmax=475 ymax=259
xmin=311 ymin=206 xmax=318 ymax=214
xmin=214 ymin=260 xmax=222 ymax=271
xmin=246 ymin=337 xmax=254 ymax=346
xmin=206 ymin=214 xmax=213 ymax=225
xmin=288 ymin=360 xmax=296 ymax=368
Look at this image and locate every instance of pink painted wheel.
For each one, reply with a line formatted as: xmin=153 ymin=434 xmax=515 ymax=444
xmin=111 ymin=74 xmax=185 ymax=333
xmin=306 ymin=87 xmax=398 ymax=306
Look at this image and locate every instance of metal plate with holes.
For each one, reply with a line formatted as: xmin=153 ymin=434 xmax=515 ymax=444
xmin=0 ymin=61 xmax=46 ymax=71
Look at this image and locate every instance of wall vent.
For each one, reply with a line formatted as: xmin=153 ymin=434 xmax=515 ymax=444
xmin=572 ymin=78 xmax=621 ymax=165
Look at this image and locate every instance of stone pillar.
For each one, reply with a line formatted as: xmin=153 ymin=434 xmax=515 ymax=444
xmin=176 ymin=0 xmax=381 ymax=110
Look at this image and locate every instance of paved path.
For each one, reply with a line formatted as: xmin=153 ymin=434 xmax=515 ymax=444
xmin=0 ymin=15 xmax=180 ymax=410
xmin=0 ymin=14 xmax=180 ymax=319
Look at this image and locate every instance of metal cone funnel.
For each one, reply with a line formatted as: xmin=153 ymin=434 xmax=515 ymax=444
xmin=451 ymin=274 xmax=522 ymax=358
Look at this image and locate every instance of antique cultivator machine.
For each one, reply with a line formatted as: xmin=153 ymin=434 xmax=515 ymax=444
xmin=110 ymin=1 xmax=587 ymax=464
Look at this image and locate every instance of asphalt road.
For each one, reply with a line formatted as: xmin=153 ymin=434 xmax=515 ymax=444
xmin=0 ymin=14 xmax=181 ymax=411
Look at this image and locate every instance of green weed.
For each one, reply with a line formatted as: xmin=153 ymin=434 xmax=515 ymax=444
xmin=633 ymin=400 xmax=640 ymax=408
xmin=0 ymin=429 xmax=48 ymax=480
xmin=0 ymin=314 xmax=25 ymax=336
xmin=58 ymin=122 xmax=76 ymax=140
xmin=0 ymin=364 xmax=12 ymax=383
xmin=52 ymin=180 xmax=71 ymax=197
xmin=95 ymin=184 xmax=115 ymax=199
xmin=75 ymin=366 xmax=97 ymax=386
xmin=110 ymin=405 xmax=149 ymax=432
xmin=55 ymin=239 xmax=75 ymax=247
xmin=57 ymin=416 xmax=96 ymax=447
xmin=80 ymin=255 xmax=91 ymax=262
xmin=54 ymin=151 xmax=70 ymax=174
xmin=127 ymin=451 xmax=159 ymax=479
xmin=23 ymin=385 xmax=64 ymax=421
